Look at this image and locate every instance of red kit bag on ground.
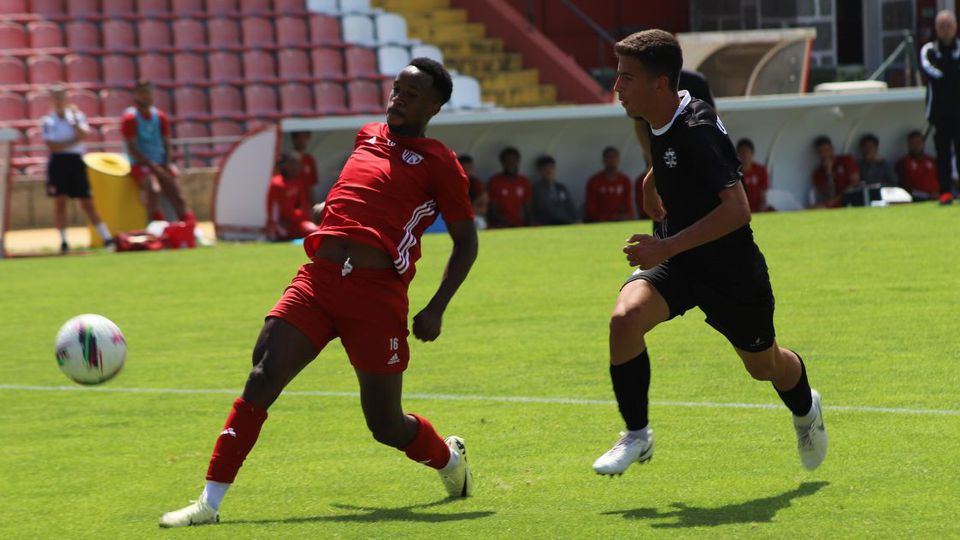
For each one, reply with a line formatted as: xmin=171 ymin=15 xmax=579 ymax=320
xmin=161 ymin=221 xmax=196 ymax=249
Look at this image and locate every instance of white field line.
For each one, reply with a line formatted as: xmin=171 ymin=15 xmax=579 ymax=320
xmin=1 ymin=383 xmax=959 ymax=417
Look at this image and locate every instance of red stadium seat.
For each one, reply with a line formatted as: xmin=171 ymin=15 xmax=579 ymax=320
xmin=65 ymin=21 xmax=100 ymax=51
xmin=205 ymin=0 xmax=238 ymax=15
xmin=30 ymin=0 xmax=64 ymax=16
xmin=207 ymin=18 xmax=241 ymax=49
xmin=0 ymin=0 xmax=27 ymax=14
xmin=175 ymin=121 xmax=212 ymax=160
xmin=67 ymin=0 xmax=99 ymax=18
xmin=275 ymin=16 xmax=308 ymax=48
xmin=310 ymin=47 xmax=344 ymax=79
xmin=27 ymin=91 xmax=52 ymax=118
xmin=25 ymin=126 xmax=46 ymax=158
xmin=101 ymin=54 xmax=136 ymax=85
xmin=138 ymin=20 xmax=172 ymax=52
xmin=67 ymin=89 xmax=101 ymax=117
xmin=308 ymin=14 xmax=341 ymax=45
xmin=344 ymin=47 xmax=377 ymax=78
xmin=28 ymin=55 xmax=63 ymax=85
xmin=64 ymin=54 xmax=102 ymax=84
xmin=241 ymin=17 xmax=274 ymax=48
xmin=278 ymin=49 xmax=311 ymax=82
xmin=0 ymin=93 xmax=27 ymax=122
xmin=312 ymin=81 xmax=347 ymax=114
xmin=243 ymin=84 xmax=277 ymax=118
xmin=100 ymin=88 xmax=134 ymax=117
xmin=173 ymin=53 xmax=206 ymax=85
xmin=274 ymin=0 xmax=306 ymax=13
xmin=210 ymin=84 xmax=244 ymax=118
xmin=101 ymin=0 xmax=136 ymax=18
xmin=244 ymin=0 xmax=272 ymax=13
xmin=102 ymin=20 xmax=137 ymax=53
xmin=101 ymin=124 xmax=126 ymax=146
xmin=138 ymin=0 xmax=170 ymax=16
xmin=207 ymin=51 xmax=242 ymax=84
xmin=173 ymin=86 xmax=208 ymax=119
xmin=153 ymin=88 xmax=173 ymax=113
xmin=380 ymin=78 xmax=393 ymax=106
xmin=347 ymin=79 xmax=381 ymax=113
xmin=210 ymin=119 xmax=243 ymax=153
xmin=170 ymin=0 xmax=203 ymax=14
xmin=172 ymin=18 xmax=205 ymax=50
xmin=0 ymin=57 xmax=27 ymax=86
xmin=0 ymin=22 xmax=28 ymax=49
xmin=138 ymin=54 xmax=173 ymax=84
xmin=28 ymin=21 xmax=63 ymax=49
xmin=280 ymin=83 xmax=313 ymax=115
xmin=85 ymin=126 xmax=103 ymax=146
xmin=242 ymin=50 xmax=276 ymax=82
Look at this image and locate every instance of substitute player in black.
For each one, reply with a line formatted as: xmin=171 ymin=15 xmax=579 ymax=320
xmin=592 ymin=30 xmax=827 ymax=476
xmin=920 ymin=10 xmax=960 ymax=205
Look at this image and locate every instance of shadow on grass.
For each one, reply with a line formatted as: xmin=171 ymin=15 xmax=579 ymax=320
xmin=602 ymin=481 xmax=829 ymax=528
xmin=224 ymin=498 xmax=495 ymax=525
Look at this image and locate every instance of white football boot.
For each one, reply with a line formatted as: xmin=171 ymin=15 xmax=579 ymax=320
xmin=794 ymin=389 xmax=828 ymax=470
xmin=158 ymin=500 xmax=219 ymax=528
xmin=592 ymin=427 xmax=654 ymax=476
xmin=439 ymin=436 xmax=472 ymax=497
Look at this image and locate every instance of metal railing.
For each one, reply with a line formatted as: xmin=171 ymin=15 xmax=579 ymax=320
xmin=11 ymin=135 xmax=244 ymax=170
xmin=868 ymin=30 xmax=923 ymax=87
xmin=524 ymin=0 xmax=617 ymax=72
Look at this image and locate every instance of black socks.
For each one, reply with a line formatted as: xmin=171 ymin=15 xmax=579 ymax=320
xmin=610 ymin=350 xmax=651 ymax=431
xmin=775 ymin=350 xmax=813 ymax=417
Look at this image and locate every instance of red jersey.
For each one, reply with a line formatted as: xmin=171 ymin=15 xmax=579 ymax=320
xmin=896 ymin=153 xmax=939 ymax=195
xmin=741 ymin=162 xmax=769 ymax=212
xmin=487 ymin=173 xmax=531 ymax=227
xmin=267 ymin=174 xmax=308 ymax=232
xmin=304 ymin=123 xmax=473 ymax=283
xmin=813 ymin=155 xmax=859 ymax=203
xmin=585 ymin=171 xmax=632 ymax=222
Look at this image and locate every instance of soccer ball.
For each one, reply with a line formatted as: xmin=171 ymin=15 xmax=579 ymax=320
xmin=55 ymin=314 xmax=127 ymax=385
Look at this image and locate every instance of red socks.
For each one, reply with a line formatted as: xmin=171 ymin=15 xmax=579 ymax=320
xmin=206 ymin=398 xmax=268 ymax=484
xmin=403 ymin=414 xmax=451 ymax=470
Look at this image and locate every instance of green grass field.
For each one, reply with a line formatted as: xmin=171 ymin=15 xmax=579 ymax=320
xmin=2 ymin=204 xmax=959 ymax=539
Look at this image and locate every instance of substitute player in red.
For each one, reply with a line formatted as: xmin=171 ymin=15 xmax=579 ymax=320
xmin=266 ymin=152 xmax=319 ymax=241
xmin=160 ymin=58 xmax=478 ymax=527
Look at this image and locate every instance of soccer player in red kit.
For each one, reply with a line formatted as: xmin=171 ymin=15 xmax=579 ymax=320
xmin=896 ymin=130 xmax=940 ymax=201
xmin=266 ymin=152 xmax=319 ymax=241
xmin=487 ymin=147 xmax=532 ymax=227
xmin=736 ymin=138 xmax=770 ymax=212
xmin=291 ymin=130 xmax=318 ymax=213
xmin=160 ymin=58 xmax=479 ymax=527
xmin=585 ymin=146 xmax=633 ymax=222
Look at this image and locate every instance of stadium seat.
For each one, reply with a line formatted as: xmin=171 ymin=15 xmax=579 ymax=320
xmin=67 ymin=89 xmax=101 ymax=117
xmin=175 ymin=121 xmax=212 ymax=160
xmin=207 ymin=51 xmax=243 ymax=84
xmin=275 ymin=0 xmax=307 ymax=14
xmin=210 ymin=119 xmax=243 ymax=153
xmin=67 ymin=0 xmax=100 ymax=18
xmin=101 ymin=124 xmax=126 ymax=146
xmin=65 ymin=21 xmax=101 ymax=51
xmin=27 ymin=55 xmax=63 ymax=85
xmin=85 ymin=125 xmax=103 ymax=146
xmin=280 ymin=83 xmax=314 ymax=116
xmin=380 ymin=78 xmax=392 ymax=105
xmin=347 ymin=79 xmax=380 ymax=113
xmin=244 ymin=0 xmax=273 ymax=14
xmin=374 ymin=13 xmax=409 ymax=45
xmin=170 ymin=0 xmax=204 ymax=15
xmin=30 ymin=0 xmax=63 ymax=17
xmin=210 ymin=84 xmax=245 ymax=118
xmin=0 ymin=57 xmax=27 ymax=86
xmin=344 ymin=47 xmax=377 ymax=78
xmin=0 ymin=0 xmax=26 ymax=14
xmin=138 ymin=20 xmax=172 ymax=52
xmin=101 ymin=0 xmax=137 ymax=18
xmin=172 ymin=19 xmax=205 ymax=51
xmin=308 ymin=14 xmax=341 ymax=45
xmin=242 ymin=50 xmax=277 ymax=82
xmin=28 ymin=21 xmax=63 ymax=49
xmin=138 ymin=53 xmax=173 ymax=84
xmin=0 ymin=93 xmax=27 ymax=122
xmin=410 ymin=43 xmax=443 ymax=63
xmin=26 ymin=91 xmax=51 ymax=118
xmin=306 ymin=0 xmax=337 ymax=14
xmin=341 ymin=15 xmax=376 ymax=47
xmin=207 ymin=18 xmax=241 ymax=49
xmin=313 ymin=81 xmax=347 ymax=114
xmin=450 ymin=74 xmax=481 ymax=109
xmin=0 ymin=22 xmax=29 ymax=49
xmin=243 ymin=84 xmax=278 ymax=118
xmin=376 ymin=45 xmax=410 ymax=76
xmin=311 ymin=47 xmax=345 ymax=80
xmin=339 ymin=0 xmax=372 ymax=14
xmin=102 ymin=54 xmax=136 ymax=85
xmin=173 ymin=86 xmax=208 ymax=119
xmin=278 ymin=49 xmax=311 ymax=81
xmin=241 ymin=17 xmax=274 ymax=48
xmin=25 ymin=126 xmax=46 ymax=158
xmin=100 ymin=88 xmax=134 ymax=117
xmin=64 ymin=54 xmax=102 ymax=84
xmin=275 ymin=16 xmax=309 ymax=48
xmin=173 ymin=52 xmax=207 ymax=85
xmin=206 ymin=0 xmax=238 ymax=15
xmin=102 ymin=20 xmax=137 ymax=53
xmin=138 ymin=0 xmax=170 ymax=16
xmin=153 ymin=87 xmax=173 ymax=113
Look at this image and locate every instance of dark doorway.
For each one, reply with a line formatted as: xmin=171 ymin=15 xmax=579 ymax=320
xmin=836 ymin=0 xmax=864 ymax=65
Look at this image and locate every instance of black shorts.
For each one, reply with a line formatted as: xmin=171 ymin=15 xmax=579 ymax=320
xmin=46 ymin=153 xmax=91 ymax=199
xmin=623 ymin=255 xmax=776 ymax=352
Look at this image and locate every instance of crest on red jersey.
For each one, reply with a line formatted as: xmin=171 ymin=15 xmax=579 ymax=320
xmin=402 ymin=150 xmax=424 ymax=165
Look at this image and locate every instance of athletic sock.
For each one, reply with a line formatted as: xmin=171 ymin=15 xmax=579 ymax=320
xmin=402 ymin=413 xmax=451 ymax=470
xmin=610 ymin=350 xmax=651 ymax=431
xmin=199 ymin=480 xmax=230 ymax=511
xmin=95 ymin=222 xmax=112 ymax=241
xmin=774 ymin=351 xmax=814 ymax=417
xmin=205 ymin=398 xmax=268 ymax=485
xmin=59 ymin=229 xmax=67 ymax=243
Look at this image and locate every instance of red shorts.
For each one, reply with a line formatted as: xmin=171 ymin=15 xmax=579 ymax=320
xmin=130 ymin=163 xmax=179 ymax=184
xmin=267 ymin=259 xmax=410 ymax=373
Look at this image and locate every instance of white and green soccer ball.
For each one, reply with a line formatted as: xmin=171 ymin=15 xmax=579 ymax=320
xmin=55 ymin=314 xmax=127 ymax=385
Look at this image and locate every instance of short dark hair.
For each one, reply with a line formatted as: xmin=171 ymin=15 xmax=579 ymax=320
xmin=292 ymin=130 xmax=310 ymax=138
xmin=736 ymin=138 xmax=754 ymax=152
xmin=602 ymin=146 xmax=619 ymax=158
xmin=457 ymin=154 xmax=473 ymax=165
xmin=813 ymin=135 xmax=832 ymax=149
xmin=615 ymin=29 xmax=683 ymax=91
xmin=134 ymin=80 xmax=152 ymax=91
xmin=277 ymin=151 xmax=298 ymax=167
xmin=907 ymin=130 xmax=924 ymax=140
xmin=859 ymin=133 xmax=879 ymax=146
xmin=499 ymin=147 xmax=520 ymax=161
xmin=536 ymin=155 xmax=555 ymax=168
xmin=408 ymin=57 xmax=453 ymax=105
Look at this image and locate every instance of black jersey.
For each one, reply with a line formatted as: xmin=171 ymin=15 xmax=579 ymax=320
xmin=647 ymin=91 xmax=758 ymax=266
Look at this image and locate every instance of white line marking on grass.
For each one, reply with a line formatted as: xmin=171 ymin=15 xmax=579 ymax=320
xmin=1 ymin=384 xmax=959 ymax=417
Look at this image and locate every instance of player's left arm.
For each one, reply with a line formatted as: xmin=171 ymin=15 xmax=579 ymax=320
xmin=412 ymin=219 xmax=479 ymax=342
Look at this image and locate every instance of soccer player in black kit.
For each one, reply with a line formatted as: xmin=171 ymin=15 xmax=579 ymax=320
xmin=592 ymin=30 xmax=828 ymax=476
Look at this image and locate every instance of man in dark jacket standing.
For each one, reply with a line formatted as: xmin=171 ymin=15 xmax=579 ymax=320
xmin=921 ymin=10 xmax=960 ymax=205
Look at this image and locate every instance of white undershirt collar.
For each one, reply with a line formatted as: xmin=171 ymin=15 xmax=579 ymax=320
xmin=650 ymin=90 xmax=691 ymax=136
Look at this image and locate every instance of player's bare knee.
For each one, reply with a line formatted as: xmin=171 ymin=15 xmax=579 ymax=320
xmin=610 ymin=302 xmax=652 ymax=339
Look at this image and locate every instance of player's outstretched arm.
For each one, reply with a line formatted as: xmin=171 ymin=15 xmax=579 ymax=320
xmin=412 ymin=219 xmax=479 ymax=342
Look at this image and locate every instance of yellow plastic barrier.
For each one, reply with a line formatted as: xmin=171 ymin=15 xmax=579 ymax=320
xmin=83 ymin=153 xmax=145 ymax=248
